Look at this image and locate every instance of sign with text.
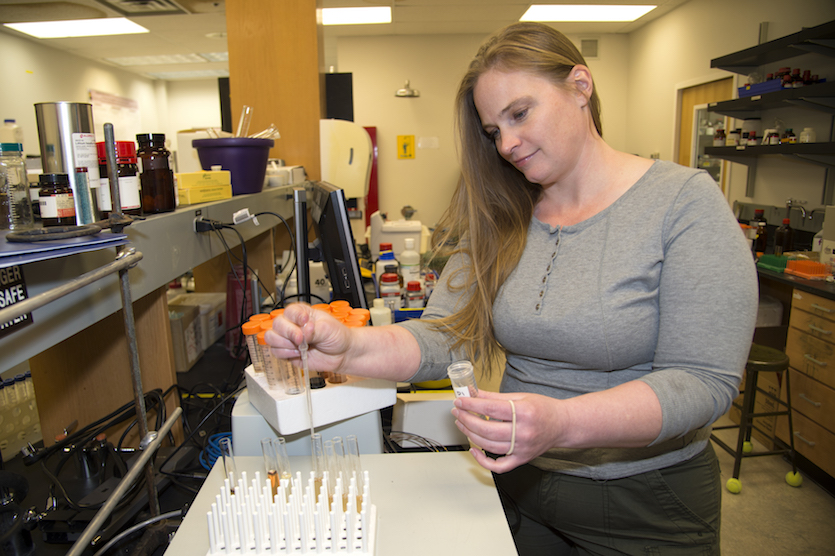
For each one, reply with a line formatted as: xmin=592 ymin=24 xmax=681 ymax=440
xmin=0 ymin=265 xmax=32 ymax=339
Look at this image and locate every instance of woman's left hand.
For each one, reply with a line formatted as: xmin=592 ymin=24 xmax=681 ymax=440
xmin=452 ymin=390 xmax=567 ymax=474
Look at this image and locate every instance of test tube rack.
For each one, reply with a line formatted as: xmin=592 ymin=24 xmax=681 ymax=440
xmin=206 ymin=470 xmax=376 ymax=555
xmin=244 ymin=366 xmax=396 ymax=435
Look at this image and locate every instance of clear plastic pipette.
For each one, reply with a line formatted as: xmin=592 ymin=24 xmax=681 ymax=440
xmin=299 ymin=339 xmax=315 ymax=439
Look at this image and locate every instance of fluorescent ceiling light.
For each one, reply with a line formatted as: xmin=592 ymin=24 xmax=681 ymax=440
xmin=146 ymin=69 xmax=230 ymax=80
xmin=106 ymin=53 xmax=207 ymax=66
xmin=322 ymin=7 xmax=392 ymax=25
xmin=200 ymin=52 xmax=229 ymax=63
xmin=4 ymin=18 xmax=149 ymax=38
xmin=521 ymin=4 xmax=657 ymax=22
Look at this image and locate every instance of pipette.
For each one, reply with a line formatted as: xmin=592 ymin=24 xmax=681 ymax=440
xmin=299 ymin=339 xmax=315 ymax=439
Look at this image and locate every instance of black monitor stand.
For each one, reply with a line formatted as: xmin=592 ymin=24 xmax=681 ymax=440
xmin=293 ymin=187 xmax=311 ymax=304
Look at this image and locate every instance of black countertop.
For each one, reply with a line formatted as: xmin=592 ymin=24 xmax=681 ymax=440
xmin=757 ymin=267 xmax=835 ymax=301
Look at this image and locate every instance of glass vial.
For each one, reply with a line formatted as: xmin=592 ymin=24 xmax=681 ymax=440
xmin=97 ymin=140 xmax=142 ymax=216
xmin=38 ymin=173 xmax=76 ymax=226
xmin=0 ymin=142 xmax=34 ymax=230
xmin=136 ymin=133 xmax=176 ymax=214
xmin=447 ymin=360 xmax=478 ymax=398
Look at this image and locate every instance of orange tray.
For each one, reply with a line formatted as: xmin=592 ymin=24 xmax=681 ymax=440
xmin=783 ymin=260 xmax=830 ymax=280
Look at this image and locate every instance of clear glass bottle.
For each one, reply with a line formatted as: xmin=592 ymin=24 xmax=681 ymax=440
xmin=0 ymin=142 xmax=34 ymax=230
xmin=136 ymin=133 xmax=176 ymax=214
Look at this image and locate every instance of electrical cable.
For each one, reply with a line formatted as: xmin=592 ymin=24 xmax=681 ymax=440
xmin=90 ymin=508 xmax=185 ymax=556
xmin=158 ymin=384 xmax=245 ymax=482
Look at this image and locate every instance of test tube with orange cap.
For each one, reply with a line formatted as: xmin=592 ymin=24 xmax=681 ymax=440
xmin=257 ymin=330 xmax=282 ymax=390
xmin=242 ymin=321 xmax=264 ymax=374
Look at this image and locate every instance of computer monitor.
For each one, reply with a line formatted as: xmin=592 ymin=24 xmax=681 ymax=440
xmin=308 ymin=181 xmax=368 ymax=309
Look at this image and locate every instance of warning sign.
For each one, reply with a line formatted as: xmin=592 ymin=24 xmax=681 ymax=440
xmin=0 ymin=265 xmax=32 ymax=339
xmin=397 ymin=135 xmax=415 ymax=159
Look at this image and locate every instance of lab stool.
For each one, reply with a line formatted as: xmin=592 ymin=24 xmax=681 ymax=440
xmin=710 ymin=343 xmax=802 ymax=493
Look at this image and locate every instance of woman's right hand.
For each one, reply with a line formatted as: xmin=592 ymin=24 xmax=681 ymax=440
xmin=265 ymin=303 xmax=353 ymax=374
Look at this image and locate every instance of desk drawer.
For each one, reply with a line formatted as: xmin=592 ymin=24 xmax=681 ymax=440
xmin=791 ymin=290 xmax=835 ymax=324
xmin=788 ymin=369 xmax=835 ymax=434
xmin=777 ymin=410 xmax=835 ymax=478
xmin=786 ymin=328 xmax=835 ymax=390
xmin=790 ymin=308 xmax=835 ymax=342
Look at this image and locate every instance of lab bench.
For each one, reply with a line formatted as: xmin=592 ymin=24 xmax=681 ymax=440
xmin=0 ymin=184 xmax=297 ymax=448
xmin=755 ymin=268 xmax=835 ymax=493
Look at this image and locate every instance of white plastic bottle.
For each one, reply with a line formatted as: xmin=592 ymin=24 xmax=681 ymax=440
xmin=400 ymin=237 xmax=421 ymax=286
xmin=0 ymin=119 xmax=24 ymax=148
xmin=369 ymin=297 xmax=392 ymax=326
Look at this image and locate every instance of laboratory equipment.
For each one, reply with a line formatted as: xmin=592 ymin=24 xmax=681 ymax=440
xmin=309 ymin=181 xmax=368 ymax=309
xmin=219 ymin=437 xmax=237 ymax=487
xmin=136 ymin=133 xmax=176 ymax=213
xmin=204 ymin=469 xmax=376 ymax=554
xmin=0 ymin=142 xmax=34 ymax=230
xmin=34 ymin=101 xmax=99 ymax=224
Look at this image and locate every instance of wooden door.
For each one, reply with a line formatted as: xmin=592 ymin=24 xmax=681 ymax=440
xmin=678 ymin=78 xmax=733 ymax=191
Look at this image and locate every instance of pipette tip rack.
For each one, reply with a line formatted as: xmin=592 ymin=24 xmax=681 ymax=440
xmin=206 ymin=470 xmax=376 ymax=555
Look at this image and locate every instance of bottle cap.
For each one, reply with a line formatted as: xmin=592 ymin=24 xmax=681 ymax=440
xmin=96 ymin=141 xmax=137 ymax=163
xmin=38 ymin=173 xmax=70 ymax=187
xmin=136 ymin=133 xmax=166 ymax=144
xmin=404 ymin=238 xmax=415 ymax=249
xmin=407 ymin=281 xmax=421 ymax=291
xmin=783 ymin=218 xmax=790 ymax=224
xmin=242 ymin=321 xmax=261 ymax=335
xmin=381 ymin=273 xmax=399 ymax=283
xmin=249 ymin=313 xmax=271 ymax=323
xmin=379 ymin=242 xmax=393 ymax=251
xmin=270 ymin=308 xmax=285 ymax=319
xmin=373 ymin=298 xmax=387 ymax=308
xmin=0 ymin=142 xmax=23 ymax=154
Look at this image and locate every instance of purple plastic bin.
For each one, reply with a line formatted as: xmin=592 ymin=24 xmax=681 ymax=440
xmin=193 ymin=137 xmax=274 ymax=195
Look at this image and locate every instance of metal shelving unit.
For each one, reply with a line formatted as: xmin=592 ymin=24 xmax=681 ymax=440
xmin=707 ymin=20 xmax=835 ymax=200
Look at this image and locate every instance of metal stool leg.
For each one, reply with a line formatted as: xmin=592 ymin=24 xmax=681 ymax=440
xmin=732 ymin=368 xmax=759 ymax=480
xmin=782 ymin=369 xmax=803 ymax=487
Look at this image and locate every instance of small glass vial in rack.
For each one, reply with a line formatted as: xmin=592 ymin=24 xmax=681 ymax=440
xmin=447 ymin=360 xmax=478 ymax=398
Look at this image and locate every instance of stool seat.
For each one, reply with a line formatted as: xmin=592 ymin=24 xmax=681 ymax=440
xmin=746 ymin=344 xmax=790 ymax=373
xmin=711 ymin=343 xmax=800 ymax=493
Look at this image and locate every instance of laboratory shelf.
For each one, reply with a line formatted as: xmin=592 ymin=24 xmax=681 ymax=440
xmin=708 ymin=81 xmax=835 ymax=119
xmin=0 ymin=185 xmax=297 ymax=374
xmin=710 ymin=20 xmax=835 ymax=75
xmin=705 ymin=142 xmax=835 ymax=167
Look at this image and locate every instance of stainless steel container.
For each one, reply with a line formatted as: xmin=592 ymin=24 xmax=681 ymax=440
xmin=34 ymin=102 xmax=99 ymax=224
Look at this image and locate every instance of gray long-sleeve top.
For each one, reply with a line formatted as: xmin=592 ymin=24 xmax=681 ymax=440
xmin=399 ymin=160 xmax=758 ymax=479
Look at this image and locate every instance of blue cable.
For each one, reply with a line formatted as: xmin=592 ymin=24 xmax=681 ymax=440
xmin=200 ymin=432 xmax=233 ymax=471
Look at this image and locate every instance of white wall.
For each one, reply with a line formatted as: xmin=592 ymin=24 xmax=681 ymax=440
xmin=626 ymin=0 xmax=835 ymax=211
xmin=0 ymin=31 xmax=221 ymax=161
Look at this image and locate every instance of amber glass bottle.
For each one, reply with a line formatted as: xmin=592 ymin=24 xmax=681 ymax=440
xmin=136 ymin=133 xmax=175 ymax=214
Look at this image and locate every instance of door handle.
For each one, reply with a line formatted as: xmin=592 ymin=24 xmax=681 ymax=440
xmin=810 ymin=303 xmax=833 ymax=313
xmin=794 ymin=431 xmax=816 ymax=446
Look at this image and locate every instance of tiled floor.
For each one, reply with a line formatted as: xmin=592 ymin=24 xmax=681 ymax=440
xmin=711 ymin=417 xmax=835 ymax=555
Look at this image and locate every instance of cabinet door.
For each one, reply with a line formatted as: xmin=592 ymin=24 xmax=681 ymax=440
xmin=677 ymin=78 xmax=733 ymax=192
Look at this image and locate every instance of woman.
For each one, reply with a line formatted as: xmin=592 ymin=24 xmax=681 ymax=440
xmin=268 ymin=22 xmax=757 ymax=555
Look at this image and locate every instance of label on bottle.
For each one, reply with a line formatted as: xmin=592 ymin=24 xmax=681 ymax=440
xmin=452 ymin=385 xmax=471 ymax=398
xmin=406 ymin=291 xmax=425 ymax=308
xmin=380 ymin=290 xmax=401 ymax=311
xmin=119 ymin=175 xmax=142 ymax=210
xmin=71 ymin=133 xmax=100 ymax=185
xmin=40 ymin=193 xmax=75 ymax=218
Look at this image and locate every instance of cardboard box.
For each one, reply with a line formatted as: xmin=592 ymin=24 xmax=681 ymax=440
xmin=168 ymin=292 xmax=226 ymax=351
xmin=177 ymin=185 xmax=232 ymax=205
xmin=168 ymin=304 xmax=204 ymax=373
xmin=176 ymin=169 xmax=231 ymax=189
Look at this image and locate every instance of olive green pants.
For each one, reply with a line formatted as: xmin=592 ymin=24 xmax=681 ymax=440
xmin=493 ymin=443 xmax=721 ymax=555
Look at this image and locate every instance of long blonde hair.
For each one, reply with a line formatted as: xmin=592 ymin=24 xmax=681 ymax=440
xmin=429 ymin=22 xmax=603 ymax=371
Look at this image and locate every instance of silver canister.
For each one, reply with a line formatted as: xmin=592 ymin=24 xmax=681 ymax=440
xmin=34 ymin=102 xmax=100 ymax=224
